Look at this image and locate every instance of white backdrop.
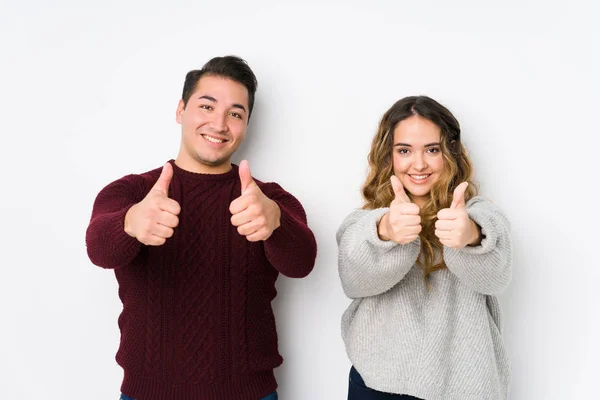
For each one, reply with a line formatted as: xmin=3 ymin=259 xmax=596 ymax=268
xmin=1 ymin=0 xmax=599 ymax=399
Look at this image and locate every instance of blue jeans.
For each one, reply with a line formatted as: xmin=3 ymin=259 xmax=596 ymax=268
xmin=348 ymin=366 xmax=422 ymax=399
xmin=120 ymin=391 xmax=277 ymax=400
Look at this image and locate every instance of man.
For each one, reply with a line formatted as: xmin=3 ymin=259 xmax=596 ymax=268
xmin=86 ymin=55 xmax=317 ymax=400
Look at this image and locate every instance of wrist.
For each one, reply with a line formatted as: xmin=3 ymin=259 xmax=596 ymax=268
xmin=270 ymin=200 xmax=281 ymax=230
xmin=124 ymin=204 xmax=137 ymax=238
xmin=467 ymin=220 xmax=482 ymax=246
xmin=377 ymin=213 xmax=391 ymax=241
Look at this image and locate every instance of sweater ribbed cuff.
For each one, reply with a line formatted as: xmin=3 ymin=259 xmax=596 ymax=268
xmin=86 ymin=205 xmax=142 ymax=269
xmin=264 ymin=202 xmax=316 ymax=278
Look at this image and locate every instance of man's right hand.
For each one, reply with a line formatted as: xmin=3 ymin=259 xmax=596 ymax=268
xmin=124 ymin=163 xmax=181 ymax=246
xmin=377 ymin=175 xmax=422 ymax=244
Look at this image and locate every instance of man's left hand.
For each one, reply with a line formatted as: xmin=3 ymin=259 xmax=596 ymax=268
xmin=230 ymin=160 xmax=281 ymax=242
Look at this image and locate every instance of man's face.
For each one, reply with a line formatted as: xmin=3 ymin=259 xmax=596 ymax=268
xmin=176 ymin=75 xmax=249 ymax=174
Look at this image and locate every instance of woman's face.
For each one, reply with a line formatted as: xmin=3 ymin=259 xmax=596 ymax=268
xmin=392 ymin=115 xmax=445 ymax=207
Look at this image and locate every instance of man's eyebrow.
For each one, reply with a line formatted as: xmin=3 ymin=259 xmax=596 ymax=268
xmin=231 ymin=103 xmax=247 ymax=112
xmin=198 ymin=95 xmax=246 ymax=113
xmin=198 ymin=95 xmax=217 ymax=102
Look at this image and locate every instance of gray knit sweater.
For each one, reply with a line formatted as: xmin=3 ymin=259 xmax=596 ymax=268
xmin=338 ymin=196 xmax=512 ymax=400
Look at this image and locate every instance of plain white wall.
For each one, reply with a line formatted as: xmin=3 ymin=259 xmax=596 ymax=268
xmin=1 ymin=0 xmax=599 ymax=398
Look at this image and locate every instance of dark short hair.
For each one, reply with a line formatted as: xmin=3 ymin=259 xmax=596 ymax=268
xmin=181 ymin=55 xmax=258 ymax=121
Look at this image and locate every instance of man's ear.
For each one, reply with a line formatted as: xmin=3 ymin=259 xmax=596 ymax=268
xmin=175 ymin=99 xmax=185 ymax=124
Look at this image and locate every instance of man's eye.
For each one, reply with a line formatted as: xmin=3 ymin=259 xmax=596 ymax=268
xmin=230 ymin=112 xmax=242 ymax=119
xmin=200 ymin=105 xmax=212 ymax=110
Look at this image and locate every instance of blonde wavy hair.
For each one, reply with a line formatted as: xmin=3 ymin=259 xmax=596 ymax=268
xmin=362 ymin=96 xmax=477 ymax=286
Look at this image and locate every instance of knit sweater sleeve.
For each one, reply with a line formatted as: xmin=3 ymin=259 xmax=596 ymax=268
xmin=262 ymin=183 xmax=317 ymax=278
xmin=337 ymin=208 xmax=421 ymax=299
xmin=443 ymin=196 xmax=512 ymax=295
xmin=85 ymin=174 xmax=147 ymax=269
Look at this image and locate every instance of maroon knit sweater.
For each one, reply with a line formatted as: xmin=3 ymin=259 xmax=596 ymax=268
xmin=85 ymin=160 xmax=317 ymax=400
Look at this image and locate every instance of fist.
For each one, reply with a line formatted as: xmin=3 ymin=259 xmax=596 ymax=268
xmin=124 ymin=163 xmax=181 ymax=246
xmin=435 ymin=182 xmax=481 ymax=249
xmin=229 ymin=160 xmax=281 ymax=242
xmin=378 ymin=175 xmax=422 ymax=244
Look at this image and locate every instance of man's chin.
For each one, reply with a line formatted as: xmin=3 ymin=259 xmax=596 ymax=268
xmin=196 ymin=154 xmax=232 ymax=167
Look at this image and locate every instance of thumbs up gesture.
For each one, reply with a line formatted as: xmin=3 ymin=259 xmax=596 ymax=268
xmin=124 ymin=163 xmax=181 ymax=246
xmin=229 ymin=160 xmax=281 ymax=242
xmin=435 ymin=182 xmax=481 ymax=249
xmin=378 ymin=175 xmax=422 ymax=244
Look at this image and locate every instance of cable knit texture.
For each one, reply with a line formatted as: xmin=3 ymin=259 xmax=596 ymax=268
xmin=338 ymin=196 xmax=512 ymax=400
xmin=86 ymin=160 xmax=317 ymax=400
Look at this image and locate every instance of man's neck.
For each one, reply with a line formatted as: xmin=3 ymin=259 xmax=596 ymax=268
xmin=174 ymin=156 xmax=233 ymax=175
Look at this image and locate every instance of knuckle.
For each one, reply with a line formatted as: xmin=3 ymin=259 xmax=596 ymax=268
xmin=398 ymin=204 xmax=410 ymax=213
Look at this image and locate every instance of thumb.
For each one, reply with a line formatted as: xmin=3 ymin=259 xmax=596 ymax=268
xmin=390 ymin=175 xmax=411 ymax=204
xmin=239 ymin=160 xmax=256 ymax=193
xmin=451 ymin=182 xmax=468 ymax=208
xmin=152 ymin=162 xmax=173 ymax=196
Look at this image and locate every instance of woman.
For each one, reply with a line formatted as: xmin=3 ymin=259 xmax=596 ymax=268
xmin=337 ymin=96 xmax=512 ymax=400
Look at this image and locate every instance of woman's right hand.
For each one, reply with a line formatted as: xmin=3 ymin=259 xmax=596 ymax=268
xmin=378 ymin=175 xmax=421 ymax=244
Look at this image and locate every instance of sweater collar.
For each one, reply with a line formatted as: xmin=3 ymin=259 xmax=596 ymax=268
xmin=169 ymin=159 xmax=238 ymax=183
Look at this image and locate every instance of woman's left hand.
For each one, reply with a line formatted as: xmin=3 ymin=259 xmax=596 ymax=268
xmin=435 ymin=182 xmax=482 ymax=249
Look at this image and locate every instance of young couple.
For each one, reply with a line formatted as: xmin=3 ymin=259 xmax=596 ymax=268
xmin=86 ymin=55 xmax=512 ymax=400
